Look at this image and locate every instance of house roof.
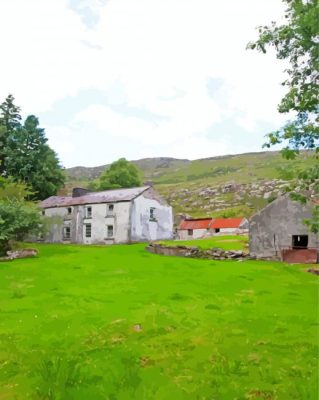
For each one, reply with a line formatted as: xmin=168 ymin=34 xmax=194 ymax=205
xmin=40 ymin=186 xmax=150 ymax=208
xmin=179 ymin=218 xmax=213 ymax=230
xmin=210 ymin=218 xmax=245 ymax=229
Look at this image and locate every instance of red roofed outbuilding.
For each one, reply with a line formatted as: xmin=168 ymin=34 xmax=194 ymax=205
xmin=210 ymin=217 xmax=248 ymax=233
xmin=178 ymin=218 xmax=213 ymax=239
xmin=177 ymin=217 xmax=248 ymax=239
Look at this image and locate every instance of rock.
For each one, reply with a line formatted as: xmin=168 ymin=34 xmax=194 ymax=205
xmin=263 ymin=192 xmax=273 ymax=199
xmin=6 ymin=248 xmax=38 ymax=260
xmin=133 ymin=324 xmax=143 ymax=332
xmin=307 ymin=268 xmax=319 ymax=276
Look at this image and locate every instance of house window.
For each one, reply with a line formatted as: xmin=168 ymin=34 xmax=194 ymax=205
xmin=85 ymin=206 xmax=92 ymax=218
xmin=67 ymin=207 xmax=72 ymax=215
xmin=63 ymin=226 xmax=71 ymax=240
xmin=42 ymin=210 xmax=45 ymax=216
xmin=150 ymin=207 xmax=156 ymax=221
xmin=188 ymin=229 xmax=193 ymax=236
xmin=107 ymin=204 xmax=114 ymax=216
xmin=85 ymin=224 xmax=92 ymax=238
xmin=215 ymin=228 xmax=220 ymax=233
xmin=292 ymin=235 xmax=308 ymax=249
xmin=107 ymin=225 xmax=114 ymax=238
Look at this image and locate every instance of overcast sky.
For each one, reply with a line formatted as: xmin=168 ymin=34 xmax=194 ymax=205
xmin=0 ymin=0 xmax=288 ymax=168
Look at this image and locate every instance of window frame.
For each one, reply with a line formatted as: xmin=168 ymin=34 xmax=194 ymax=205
xmin=67 ymin=207 xmax=72 ymax=215
xmin=107 ymin=225 xmax=114 ymax=238
xmin=149 ymin=207 xmax=157 ymax=222
xmin=85 ymin=223 xmax=92 ymax=238
xmin=63 ymin=226 xmax=71 ymax=240
xmin=292 ymin=234 xmax=308 ymax=249
xmin=106 ymin=204 xmax=114 ymax=216
xmin=85 ymin=206 xmax=92 ymax=218
xmin=187 ymin=229 xmax=193 ymax=236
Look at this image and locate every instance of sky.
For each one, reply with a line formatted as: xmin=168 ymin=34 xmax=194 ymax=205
xmin=0 ymin=0 xmax=289 ymax=168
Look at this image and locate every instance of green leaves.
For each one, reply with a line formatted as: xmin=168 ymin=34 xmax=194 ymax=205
xmin=0 ymin=195 xmax=43 ymax=255
xmin=97 ymin=158 xmax=142 ymax=190
xmin=0 ymin=97 xmax=65 ymax=200
xmin=249 ymin=0 xmax=319 ymax=233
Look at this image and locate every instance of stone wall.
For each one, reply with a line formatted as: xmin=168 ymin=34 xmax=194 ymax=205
xmin=146 ymin=243 xmax=248 ymax=260
xmin=249 ymin=195 xmax=319 ymax=261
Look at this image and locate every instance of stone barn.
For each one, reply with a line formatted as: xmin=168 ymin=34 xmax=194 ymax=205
xmin=249 ymin=195 xmax=318 ymax=263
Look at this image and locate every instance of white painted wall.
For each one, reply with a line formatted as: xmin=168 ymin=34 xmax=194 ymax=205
xmin=178 ymin=228 xmax=207 ymax=240
xmin=43 ymin=202 xmax=131 ymax=244
xmin=81 ymin=202 xmax=131 ymax=244
xmin=131 ymin=194 xmax=173 ymax=241
xmin=43 ymin=207 xmax=67 ymax=242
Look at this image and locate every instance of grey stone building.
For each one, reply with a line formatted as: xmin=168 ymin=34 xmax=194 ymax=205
xmin=40 ymin=186 xmax=173 ymax=244
xmin=249 ymin=195 xmax=318 ymax=263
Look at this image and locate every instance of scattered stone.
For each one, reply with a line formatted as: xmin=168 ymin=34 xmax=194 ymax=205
xmin=133 ymin=324 xmax=143 ymax=332
xmin=146 ymin=243 xmax=248 ymax=260
xmin=263 ymin=192 xmax=273 ymax=199
xmin=0 ymin=248 xmax=38 ymax=262
xmin=307 ymin=268 xmax=319 ymax=276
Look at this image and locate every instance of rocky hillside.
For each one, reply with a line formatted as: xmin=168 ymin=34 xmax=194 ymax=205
xmin=65 ymin=151 xmax=316 ymax=219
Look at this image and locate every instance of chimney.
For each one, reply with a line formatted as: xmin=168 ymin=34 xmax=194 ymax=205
xmin=72 ymin=187 xmax=91 ymax=198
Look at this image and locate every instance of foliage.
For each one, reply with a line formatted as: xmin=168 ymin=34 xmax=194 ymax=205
xmin=0 ymin=94 xmax=21 ymax=175
xmin=4 ymin=115 xmax=65 ymax=200
xmin=0 ymin=243 xmax=317 ymax=398
xmin=96 ymin=158 xmax=141 ymax=190
xmin=0 ymin=199 xmax=42 ymax=255
xmin=248 ymin=0 xmax=319 ymax=232
xmin=0 ymin=177 xmax=43 ymax=255
xmin=0 ymin=176 xmax=32 ymax=200
xmin=0 ymin=95 xmax=65 ymax=199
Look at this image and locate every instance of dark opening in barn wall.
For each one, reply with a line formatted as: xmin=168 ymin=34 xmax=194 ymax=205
xmin=292 ymin=235 xmax=308 ymax=249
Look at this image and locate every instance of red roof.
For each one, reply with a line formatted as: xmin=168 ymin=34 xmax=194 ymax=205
xmin=210 ymin=218 xmax=245 ymax=229
xmin=179 ymin=218 xmax=213 ymax=230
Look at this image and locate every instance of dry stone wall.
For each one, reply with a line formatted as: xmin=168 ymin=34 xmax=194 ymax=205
xmin=146 ymin=243 xmax=248 ymax=260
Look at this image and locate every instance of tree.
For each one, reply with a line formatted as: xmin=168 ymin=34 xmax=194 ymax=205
xmin=0 ymin=177 xmax=42 ymax=255
xmin=4 ymin=115 xmax=65 ymax=200
xmin=248 ymin=0 xmax=319 ymax=233
xmin=97 ymin=158 xmax=142 ymax=190
xmin=0 ymin=95 xmax=65 ymax=200
xmin=0 ymin=94 xmax=21 ymax=175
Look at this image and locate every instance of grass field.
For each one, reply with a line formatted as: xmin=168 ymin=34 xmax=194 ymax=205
xmin=0 ymin=243 xmax=318 ymax=399
xmin=157 ymin=235 xmax=249 ymax=251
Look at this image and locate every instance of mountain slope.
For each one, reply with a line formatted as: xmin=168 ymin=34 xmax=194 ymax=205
xmin=65 ymin=151 xmax=316 ymax=218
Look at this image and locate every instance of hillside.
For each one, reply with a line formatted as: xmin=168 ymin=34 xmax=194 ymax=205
xmin=65 ymin=151 xmax=316 ymax=219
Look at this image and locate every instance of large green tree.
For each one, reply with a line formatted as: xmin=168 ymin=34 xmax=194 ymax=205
xmin=248 ymin=0 xmax=319 ymax=232
xmin=96 ymin=158 xmax=142 ymax=190
xmin=4 ymin=115 xmax=65 ymax=200
xmin=0 ymin=95 xmax=65 ymax=199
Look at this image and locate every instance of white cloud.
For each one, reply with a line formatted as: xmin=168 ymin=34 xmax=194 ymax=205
xmin=0 ymin=0 xmax=288 ymax=166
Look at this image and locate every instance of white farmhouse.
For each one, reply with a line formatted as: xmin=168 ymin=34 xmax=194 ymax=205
xmin=40 ymin=186 xmax=173 ymax=244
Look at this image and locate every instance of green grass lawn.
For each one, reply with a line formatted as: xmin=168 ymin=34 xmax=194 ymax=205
xmin=0 ymin=244 xmax=318 ymax=399
xmin=158 ymin=235 xmax=249 ymax=251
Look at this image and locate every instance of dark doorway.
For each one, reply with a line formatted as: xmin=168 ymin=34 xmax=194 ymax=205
xmin=292 ymin=235 xmax=308 ymax=249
